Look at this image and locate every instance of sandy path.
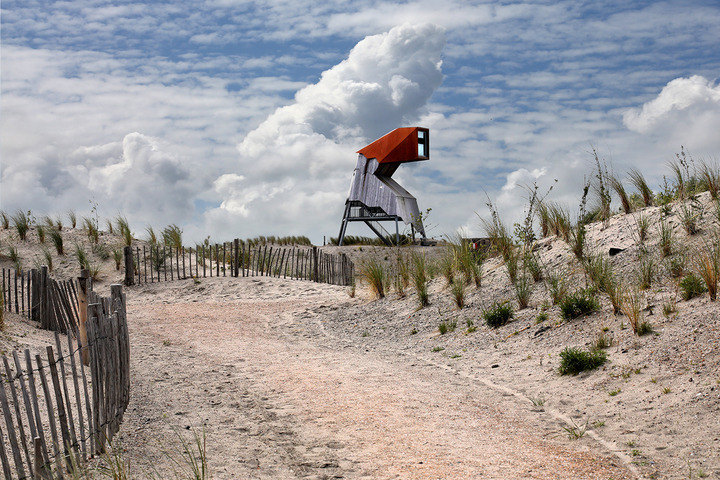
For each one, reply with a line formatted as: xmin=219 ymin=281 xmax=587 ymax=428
xmin=117 ymin=277 xmax=634 ymax=479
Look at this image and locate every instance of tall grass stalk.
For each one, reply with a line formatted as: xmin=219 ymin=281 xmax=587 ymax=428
xmin=83 ymin=217 xmax=99 ymax=243
xmin=411 ymin=252 xmax=429 ymax=307
xmin=49 ymin=229 xmax=64 ymax=255
xmin=68 ymin=210 xmax=77 ymax=228
xmin=621 ymin=286 xmax=650 ymax=335
xmin=75 ymin=243 xmax=90 ymax=270
xmin=693 ymin=243 xmax=720 ymax=301
xmin=700 ymin=161 xmax=720 ymax=199
xmin=12 ymin=210 xmax=31 ymax=240
xmin=659 ymin=220 xmax=674 ymax=257
xmin=628 ymin=169 xmax=653 ymax=207
xmin=451 ymin=279 xmax=465 ymax=309
xmin=42 ymin=247 xmax=53 ymax=271
xmin=360 ymin=257 xmax=387 ymax=299
xmin=146 ymin=226 xmax=158 ymax=246
xmin=514 ymin=274 xmax=532 ymax=309
xmin=610 ymin=174 xmax=632 ymax=214
xmin=163 ymin=224 xmax=183 ymax=250
xmin=0 ymin=211 xmax=8 ymax=229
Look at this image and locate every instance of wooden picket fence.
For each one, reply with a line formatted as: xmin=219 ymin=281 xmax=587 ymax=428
xmin=0 ymin=270 xmax=130 ymax=479
xmin=124 ymin=241 xmax=354 ymax=287
xmin=2 ymin=267 xmax=79 ymax=334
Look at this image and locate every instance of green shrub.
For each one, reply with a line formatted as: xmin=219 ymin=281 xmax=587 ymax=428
xmin=679 ymin=273 xmax=706 ymax=300
xmin=559 ymin=289 xmax=599 ymax=320
xmin=483 ymin=301 xmax=513 ymax=328
xmin=559 ymin=347 xmax=607 ymax=375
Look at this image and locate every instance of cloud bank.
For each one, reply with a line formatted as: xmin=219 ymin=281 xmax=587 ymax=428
xmin=206 ymin=23 xmax=446 ymax=239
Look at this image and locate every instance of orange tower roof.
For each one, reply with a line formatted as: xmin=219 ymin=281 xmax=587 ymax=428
xmin=357 ymin=127 xmax=428 ymax=164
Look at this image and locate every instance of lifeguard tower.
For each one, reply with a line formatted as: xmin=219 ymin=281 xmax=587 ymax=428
xmin=337 ymin=127 xmax=429 ymax=246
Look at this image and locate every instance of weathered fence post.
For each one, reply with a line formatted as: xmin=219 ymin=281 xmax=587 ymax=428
xmin=123 ymin=246 xmax=134 ymax=286
xmin=233 ymin=239 xmax=240 ymax=277
xmin=312 ymin=247 xmax=319 ymax=282
xmin=78 ymin=270 xmax=90 ymax=366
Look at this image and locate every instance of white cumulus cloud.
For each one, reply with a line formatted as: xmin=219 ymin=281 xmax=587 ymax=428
xmin=206 ymin=23 xmax=446 ymax=239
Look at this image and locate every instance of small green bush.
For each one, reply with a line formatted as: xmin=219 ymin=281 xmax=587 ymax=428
xmin=559 ymin=347 xmax=607 ymax=375
xmin=483 ymin=301 xmax=513 ymax=328
xmin=679 ymin=273 xmax=706 ymax=301
xmin=559 ymin=289 xmax=600 ymax=320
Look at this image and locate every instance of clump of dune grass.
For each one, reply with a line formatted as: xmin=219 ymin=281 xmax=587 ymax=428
xmin=75 ymin=243 xmax=90 ymax=270
xmin=659 ymin=220 xmax=674 ymax=257
xmin=514 ymin=274 xmax=532 ymax=309
xmin=591 ymin=151 xmax=613 ymax=223
xmin=68 ymin=210 xmax=77 ymax=228
xmin=679 ymin=272 xmax=707 ymax=301
xmin=7 ymin=246 xmax=22 ymax=272
xmin=0 ymin=211 xmax=9 ymax=229
xmin=692 ymin=242 xmax=720 ymax=301
xmin=560 ymin=289 xmax=599 ymax=320
xmin=83 ymin=216 xmax=99 ymax=243
xmin=483 ymin=301 xmax=513 ymax=328
xmin=679 ymin=199 xmax=701 ymax=235
xmin=638 ymin=255 xmax=655 ymax=290
xmin=163 ymin=224 xmax=183 ymax=250
xmin=112 ymin=248 xmax=122 ymax=270
xmin=411 ymin=252 xmax=429 ymax=308
xmin=628 ymin=168 xmax=653 ymax=207
xmin=621 ymin=286 xmax=652 ymax=335
xmin=451 ymin=279 xmax=465 ymax=309
xmin=49 ymin=228 xmax=64 ymax=255
xmin=360 ymin=257 xmax=387 ymax=299
xmin=523 ymin=251 xmax=542 ymax=282
xmin=42 ymin=247 xmax=53 ymax=271
xmin=545 ymin=267 xmax=570 ymax=305
xmin=634 ymin=213 xmax=649 ymax=245
xmin=610 ymin=173 xmax=632 ymax=214
xmin=700 ymin=160 xmax=720 ymax=199
xmin=146 ymin=226 xmax=158 ymax=246
xmin=105 ymin=219 xmax=114 ymax=234
xmin=37 ymin=224 xmax=46 ymax=243
xmin=448 ymin=234 xmax=483 ymax=287
xmin=12 ymin=210 xmax=31 ymax=240
xmin=559 ymin=347 xmax=607 ymax=375
xmin=482 ymin=198 xmax=514 ymax=262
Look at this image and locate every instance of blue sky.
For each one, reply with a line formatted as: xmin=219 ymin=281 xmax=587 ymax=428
xmin=2 ymin=1 xmax=720 ymax=243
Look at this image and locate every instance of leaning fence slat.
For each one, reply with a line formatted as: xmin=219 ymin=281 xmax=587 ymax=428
xmin=12 ymin=351 xmax=38 ymax=455
xmin=0 ymin=362 xmax=26 ymax=479
xmin=54 ymin=333 xmax=78 ymax=458
xmin=3 ymin=356 xmax=32 ymax=473
xmin=66 ymin=333 xmax=87 ymax=462
xmin=0 ymin=422 xmax=13 ymax=480
xmin=47 ymin=346 xmax=73 ymax=471
xmin=24 ymin=350 xmax=50 ymax=471
xmin=35 ymin=353 xmax=65 ymax=478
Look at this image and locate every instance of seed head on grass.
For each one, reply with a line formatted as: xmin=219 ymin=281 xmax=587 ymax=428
xmin=360 ymin=257 xmax=387 ymax=299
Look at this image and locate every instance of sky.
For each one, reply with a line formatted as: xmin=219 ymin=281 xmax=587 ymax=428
xmin=2 ymin=0 xmax=720 ymax=245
